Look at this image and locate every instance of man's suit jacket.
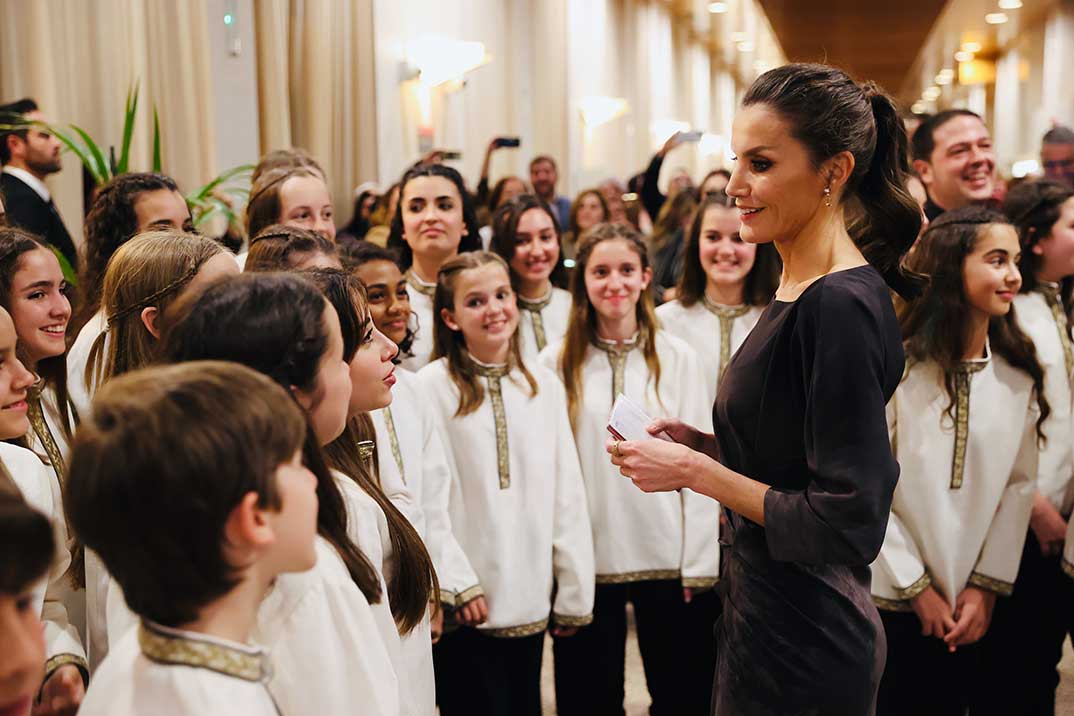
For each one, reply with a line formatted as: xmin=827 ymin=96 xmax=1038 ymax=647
xmin=0 ymin=171 xmax=79 ymax=269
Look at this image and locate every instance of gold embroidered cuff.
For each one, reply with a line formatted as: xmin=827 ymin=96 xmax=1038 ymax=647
xmin=439 ymin=589 xmax=457 ymax=607
xmin=42 ymin=653 xmax=88 ymax=688
xmin=1062 ymin=557 xmax=1074 ymax=580
xmin=895 ymin=572 xmax=931 ymax=600
xmin=455 ymin=584 xmax=485 ymax=607
xmin=872 ymin=595 xmax=915 ymax=612
xmin=596 ymin=569 xmax=680 ymax=585
xmin=682 ymin=576 xmax=719 ymax=590
xmin=485 ymin=618 xmax=548 ymax=638
xmin=553 ymin=612 xmax=593 ymax=628
xmin=967 ymin=571 xmax=1014 ymax=596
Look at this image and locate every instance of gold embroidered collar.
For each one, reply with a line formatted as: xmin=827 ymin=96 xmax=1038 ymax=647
xmin=471 ymin=356 xmax=512 ymax=379
xmin=592 ymin=331 xmax=640 ymax=356
xmin=700 ymin=295 xmax=749 ymax=320
xmin=405 ymin=270 xmax=436 ymax=298
xmin=138 ymin=620 xmax=271 ymax=683
xmin=517 ymin=287 xmax=553 ymax=313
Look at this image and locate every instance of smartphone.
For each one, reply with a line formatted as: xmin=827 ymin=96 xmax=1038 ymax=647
xmin=495 ymin=136 xmax=521 ymax=148
xmin=440 ymin=150 xmax=463 ymax=160
xmin=680 ymin=130 xmax=704 ymax=143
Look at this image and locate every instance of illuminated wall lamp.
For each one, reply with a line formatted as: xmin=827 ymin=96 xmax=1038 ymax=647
xmin=708 ymin=2 xmax=728 ymax=13
xmin=935 ymin=69 xmax=955 ymax=86
xmin=961 ymin=41 xmax=982 ymax=53
xmin=579 ymin=96 xmax=629 ymax=128
xmin=737 ymin=42 xmax=754 ymax=52
xmin=407 ymin=37 xmax=490 ymax=88
xmin=954 ymin=50 xmax=974 ymax=62
xmin=985 ymin=12 xmax=1008 ymax=24
xmin=998 ymin=0 xmax=1023 ymax=9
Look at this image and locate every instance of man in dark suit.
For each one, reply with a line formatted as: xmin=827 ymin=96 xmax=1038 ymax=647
xmin=0 ymin=98 xmax=79 ymax=270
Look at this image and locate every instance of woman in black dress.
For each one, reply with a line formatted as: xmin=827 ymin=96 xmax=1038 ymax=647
xmin=607 ymin=63 xmax=923 ymax=715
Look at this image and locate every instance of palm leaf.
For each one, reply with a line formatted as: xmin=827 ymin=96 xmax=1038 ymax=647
xmin=117 ymin=81 xmax=140 ymax=175
xmin=69 ymin=124 xmax=110 ymax=182
xmin=151 ymin=106 xmax=162 ymax=172
xmin=188 ymin=163 xmax=254 ymax=201
xmin=43 ymin=123 xmax=106 ymax=185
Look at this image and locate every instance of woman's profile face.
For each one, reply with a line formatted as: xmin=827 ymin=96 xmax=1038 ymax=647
xmin=726 ymin=104 xmax=828 ymax=246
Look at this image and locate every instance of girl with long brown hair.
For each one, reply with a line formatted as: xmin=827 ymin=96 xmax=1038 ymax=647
xmin=539 ymin=223 xmax=714 ymax=714
xmin=418 ymin=251 xmax=593 ymax=716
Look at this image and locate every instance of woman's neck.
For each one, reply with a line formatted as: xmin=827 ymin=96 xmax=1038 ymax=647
xmin=962 ymin=311 xmax=990 ymax=361
xmin=467 ymin=337 xmax=511 ymax=366
xmin=518 ymin=278 xmax=551 ymax=301
xmin=179 ymin=568 xmax=269 ymax=645
xmin=704 ymin=280 xmax=745 ymax=306
xmin=411 ymin=252 xmax=451 ymax=284
xmin=595 ymin=312 xmax=639 ymax=343
xmin=774 ymin=208 xmax=865 ymax=298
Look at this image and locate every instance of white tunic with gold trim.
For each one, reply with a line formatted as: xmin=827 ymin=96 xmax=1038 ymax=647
xmin=656 ymin=298 xmax=764 ymax=406
xmin=371 ymin=368 xmax=479 ymax=606
xmin=517 ymin=286 xmax=571 ymax=366
xmin=416 ymin=357 xmax=595 ymax=636
xmin=540 ymin=331 xmax=718 ymax=587
xmin=65 ymin=310 xmax=106 ymax=420
xmin=401 ymin=271 xmax=436 ymax=372
xmin=872 ymin=350 xmax=1038 ymax=610
xmin=78 ymin=621 xmax=279 ymax=716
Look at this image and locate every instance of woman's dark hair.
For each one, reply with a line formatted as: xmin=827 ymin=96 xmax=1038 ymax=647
xmin=0 ymin=490 xmax=54 ymax=595
xmin=244 ymin=224 xmax=339 ymax=273
xmin=0 ymin=227 xmax=77 ymax=438
xmin=339 ymin=189 xmax=379 ymax=242
xmin=386 ymin=164 xmax=481 ymax=270
xmin=676 ymin=193 xmax=780 ymax=307
xmin=303 ymin=268 xmax=437 ymax=633
xmin=487 ymin=176 xmax=527 ymax=212
xmin=66 ymin=362 xmax=308 ymax=627
xmin=490 ymin=195 xmax=569 ymax=290
xmin=743 ymin=63 xmax=924 ymax=298
xmin=340 ymin=242 xmax=416 ymax=359
xmin=650 ymin=188 xmax=698 ymax=251
xmin=1003 ymin=179 xmax=1074 ymax=308
xmin=900 ymin=206 xmax=1049 ymax=439
xmin=76 ymin=172 xmax=184 ymax=333
xmin=158 ymin=272 xmax=382 ymax=603
xmin=567 ymin=189 xmax=611 ymax=238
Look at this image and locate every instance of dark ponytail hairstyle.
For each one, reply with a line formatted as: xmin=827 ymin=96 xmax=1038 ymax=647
xmin=742 ymin=63 xmax=924 ymax=298
xmin=303 ymin=268 xmax=438 ymax=634
xmin=899 ymin=206 xmax=1049 ymax=440
xmin=386 ymin=164 xmax=481 ymax=270
xmin=157 ymin=272 xmax=382 ymax=603
xmin=1003 ymin=179 xmax=1074 ymax=310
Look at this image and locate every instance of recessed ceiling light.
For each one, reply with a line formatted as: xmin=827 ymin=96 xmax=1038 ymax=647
xmin=708 ymin=2 xmax=728 ymax=13
xmin=954 ymin=50 xmax=974 ymax=62
xmin=985 ymin=12 xmax=1008 ymax=24
xmin=998 ymin=0 xmax=1022 ymax=9
xmin=961 ymin=41 xmax=982 ymax=53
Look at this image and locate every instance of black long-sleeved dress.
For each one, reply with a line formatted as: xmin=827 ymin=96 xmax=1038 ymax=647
xmin=711 ymin=265 xmax=903 ymax=715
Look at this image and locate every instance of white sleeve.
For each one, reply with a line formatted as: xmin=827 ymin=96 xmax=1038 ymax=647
xmin=968 ymin=406 xmax=1038 ymax=596
xmin=676 ymin=346 xmax=720 ymax=586
xmin=549 ymin=385 xmax=596 ymax=625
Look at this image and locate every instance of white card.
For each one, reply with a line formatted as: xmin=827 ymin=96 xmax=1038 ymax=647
xmin=607 ymin=393 xmax=671 ymax=442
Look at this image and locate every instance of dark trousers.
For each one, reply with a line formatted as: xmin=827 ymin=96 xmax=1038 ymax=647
xmin=553 ymin=579 xmax=719 ymax=716
xmin=877 ymin=609 xmax=981 ymax=716
xmin=433 ymin=626 xmax=544 ymax=716
xmin=972 ymin=529 xmax=1074 ymax=716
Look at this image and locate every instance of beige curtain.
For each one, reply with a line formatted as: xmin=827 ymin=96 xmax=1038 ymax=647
xmin=0 ymin=0 xmax=217 ymax=246
xmin=254 ymin=0 xmax=378 ymax=222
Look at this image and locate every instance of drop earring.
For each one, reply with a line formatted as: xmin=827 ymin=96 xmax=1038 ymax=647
xmin=823 ymin=185 xmax=832 ymax=208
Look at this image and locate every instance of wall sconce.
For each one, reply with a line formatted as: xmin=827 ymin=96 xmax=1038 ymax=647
xmin=651 ymin=119 xmax=691 ymax=142
xmin=579 ymin=96 xmax=629 ymax=127
xmin=405 ymin=37 xmax=490 ymax=88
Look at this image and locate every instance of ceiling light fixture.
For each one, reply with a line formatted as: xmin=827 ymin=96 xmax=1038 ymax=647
xmin=731 ymin=31 xmax=748 ymax=43
xmin=985 ymin=12 xmax=1008 ymax=24
xmin=954 ymin=50 xmax=974 ymax=62
xmin=961 ymin=41 xmax=982 ymax=53
xmin=708 ymin=2 xmax=728 ymax=13
xmin=737 ymin=41 xmax=754 ymax=52
xmin=998 ymin=0 xmax=1022 ymax=9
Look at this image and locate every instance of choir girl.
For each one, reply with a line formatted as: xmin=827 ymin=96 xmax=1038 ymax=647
xmin=0 ymin=491 xmax=57 ymax=716
xmin=386 ymin=164 xmax=482 ymax=371
xmin=245 ymin=165 xmax=336 ymax=243
xmin=489 ymin=194 xmax=571 ymax=364
xmin=538 ymin=222 xmax=714 ymax=715
xmin=158 ymin=273 xmax=402 ymax=716
xmin=73 ymin=172 xmax=192 ymax=337
xmin=974 ymin=179 xmax=1074 ymax=714
xmin=307 ymin=267 xmax=440 ymax=716
xmin=69 ymin=231 xmax=238 ymax=664
xmin=655 ymin=192 xmax=779 ymax=404
xmin=874 ymin=207 xmax=1043 ymax=715
xmin=348 ymin=242 xmax=480 ymax=624
xmin=563 ymin=189 xmax=610 ymax=261
xmin=66 ymin=362 xmax=318 ymax=716
xmin=417 ymin=251 xmax=594 ymax=716
xmin=0 ymin=305 xmax=86 ymax=714
xmin=243 ymin=224 xmax=342 ymax=272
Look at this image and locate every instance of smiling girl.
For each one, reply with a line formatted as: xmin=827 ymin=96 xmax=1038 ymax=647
xmin=971 ymin=179 xmax=1074 ymax=714
xmin=387 ymin=165 xmax=482 ymax=371
xmin=873 ymin=208 xmax=1044 ymax=715
xmin=540 ymin=223 xmax=714 ymax=715
xmin=656 ymin=192 xmax=780 ymax=404
xmin=490 ymin=195 xmax=570 ymax=364
xmin=418 ymin=251 xmax=594 ymax=716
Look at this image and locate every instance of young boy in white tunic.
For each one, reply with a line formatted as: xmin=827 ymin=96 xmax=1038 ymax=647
xmin=67 ymin=362 xmax=321 ymax=716
xmin=873 ymin=208 xmax=1044 ymax=715
xmin=488 ymin=195 xmax=572 ymax=365
xmin=418 ymin=251 xmax=594 ymax=716
xmin=539 ymin=223 xmax=716 ymax=715
xmin=655 ymin=192 xmax=779 ymax=405
xmin=971 ymin=179 xmax=1074 ymax=714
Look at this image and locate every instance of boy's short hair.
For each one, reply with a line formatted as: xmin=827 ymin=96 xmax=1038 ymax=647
xmin=0 ymin=490 xmax=54 ymax=595
xmin=65 ymin=361 xmax=307 ymax=627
